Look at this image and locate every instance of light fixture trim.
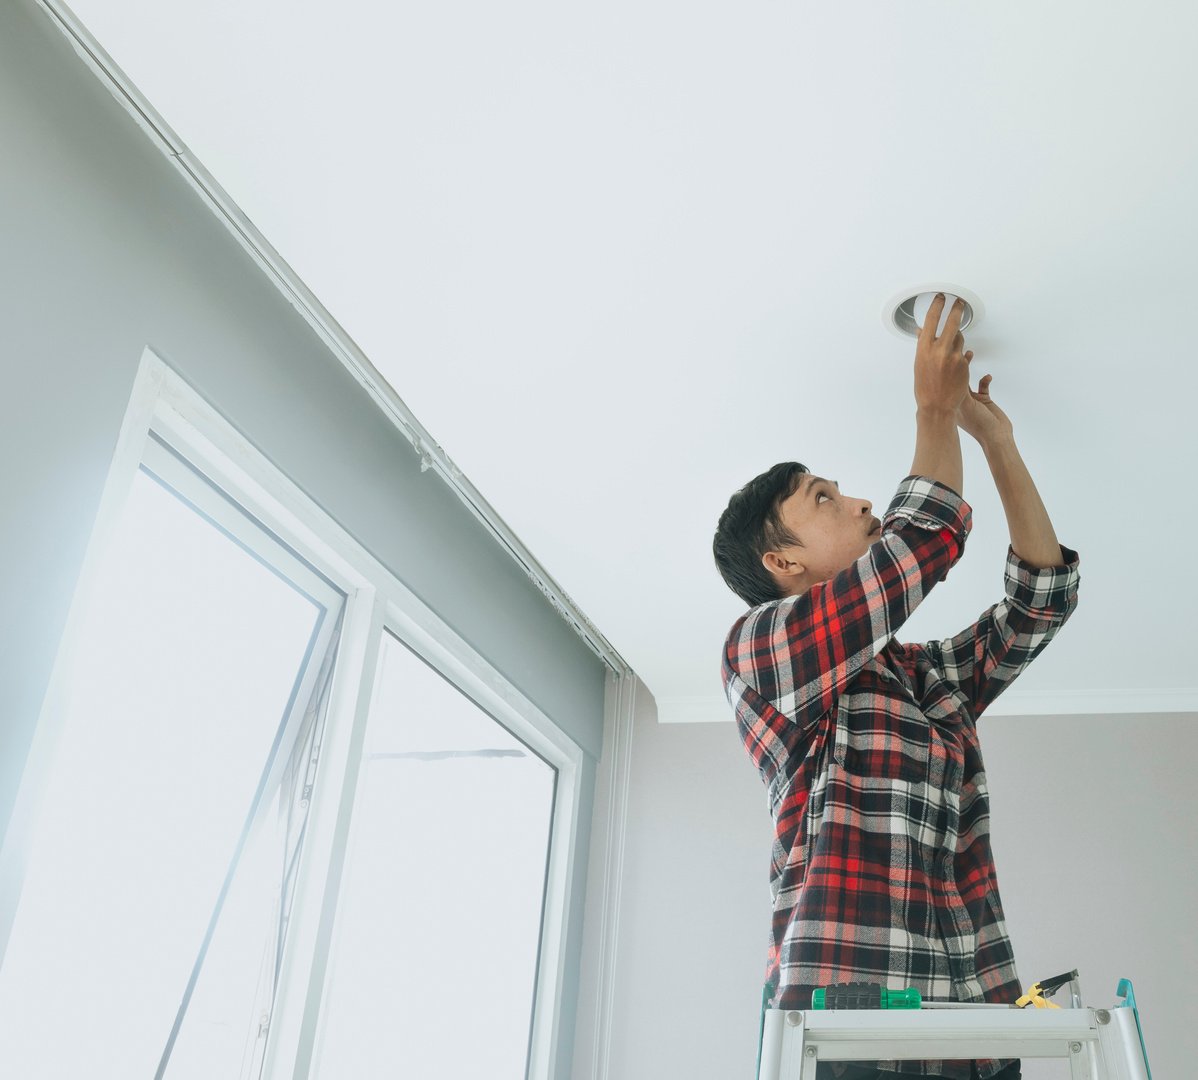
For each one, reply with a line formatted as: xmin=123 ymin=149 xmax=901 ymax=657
xmin=881 ymin=283 xmax=985 ymax=340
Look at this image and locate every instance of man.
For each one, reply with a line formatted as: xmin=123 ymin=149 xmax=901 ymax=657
xmin=713 ymin=295 xmax=1080 ymax=1080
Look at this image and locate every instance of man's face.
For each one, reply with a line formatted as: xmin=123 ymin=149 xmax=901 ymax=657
xmin=764 ymin=474 xmax=881 ymax=597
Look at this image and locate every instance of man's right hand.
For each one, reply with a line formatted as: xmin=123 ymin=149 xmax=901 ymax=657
xmin=913 ymin=294 xmax=974 ymax=413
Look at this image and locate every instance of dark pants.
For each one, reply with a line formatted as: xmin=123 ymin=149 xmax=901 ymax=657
xmin=814 ymin=1061 xmax=1021 ymax=1079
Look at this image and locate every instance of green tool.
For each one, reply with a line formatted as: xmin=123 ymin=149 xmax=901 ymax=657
xmin=812 ymin=982 xmax=922 ymax=1009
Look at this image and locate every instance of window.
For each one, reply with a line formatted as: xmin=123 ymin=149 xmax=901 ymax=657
xmin=0 ymin=435 xmax=344 ymax=1078
xmin=312 ymin=632 xmax=557 ymax=1077
xmin=0 ymin=354 xmax=587 ymax=1079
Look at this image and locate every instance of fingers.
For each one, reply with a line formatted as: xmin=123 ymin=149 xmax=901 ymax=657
xmin=919 ymin=293 xmax=947 ymax=343
xmin=919 ymin=294 xmax=966 ymax=343
xmin=944 ymin=295 xmax=965 ymax=335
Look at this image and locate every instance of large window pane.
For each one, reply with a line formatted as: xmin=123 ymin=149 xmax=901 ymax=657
xmin=314 ymin=633 xmax=556 ymax=1079
xmin=0 ymin=465 xmax=324 ymax=1078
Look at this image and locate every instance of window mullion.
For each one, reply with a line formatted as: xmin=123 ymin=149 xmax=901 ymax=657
xmin=258 ymin=588 xmax=387 ymax=1080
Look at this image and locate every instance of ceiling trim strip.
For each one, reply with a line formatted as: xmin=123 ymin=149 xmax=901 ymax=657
xmin=35 ymin=0 xmax=631 ymax=679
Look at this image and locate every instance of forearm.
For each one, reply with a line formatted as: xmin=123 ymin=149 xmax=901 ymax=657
xmin=982 ymin=435 xmax=1065 ymax=568
xmin=911 ymin=408 xmax=963 ymax=498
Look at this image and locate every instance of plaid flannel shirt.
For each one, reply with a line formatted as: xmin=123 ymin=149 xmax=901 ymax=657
xmin=723 ymin=475 xmax=1080 ymax=1079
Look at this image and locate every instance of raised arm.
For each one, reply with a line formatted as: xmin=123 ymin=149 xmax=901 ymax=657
xmin=984 ymin=436 xmax=1066 ymax=568
xmin=912 ymin=407 xmax=963 ymax=500
xmin=955 ymin=365 xmax=1065 ymax=568
xmin=915 ymin=358 xmax=1078 ymax=718
xmin=910 ymin=293 xmax=971 ymax=498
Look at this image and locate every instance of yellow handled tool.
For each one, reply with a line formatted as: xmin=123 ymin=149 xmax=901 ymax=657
xmin=1015 ymin=968 xmax=1080 ymax=1009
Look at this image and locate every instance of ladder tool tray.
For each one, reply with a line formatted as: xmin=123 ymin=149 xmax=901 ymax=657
xmin=756 ymin=972 xmax=1152 ymax=1080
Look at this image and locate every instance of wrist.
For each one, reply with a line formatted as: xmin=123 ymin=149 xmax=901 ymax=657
xmin=982 ymin=432 xmax=1017 ymax=457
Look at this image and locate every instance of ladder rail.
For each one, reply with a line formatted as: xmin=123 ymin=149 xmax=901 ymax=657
xmin=760 ymin=1005 xmax=1148 ymax=1080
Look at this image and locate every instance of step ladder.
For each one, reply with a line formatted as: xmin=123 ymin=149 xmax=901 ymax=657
xmin=757 ymin=976 xmax=1152 ymax=1080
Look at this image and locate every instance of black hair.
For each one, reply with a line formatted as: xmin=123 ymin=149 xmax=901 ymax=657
xmin=713 ymin=462 xmax=811 ymax=608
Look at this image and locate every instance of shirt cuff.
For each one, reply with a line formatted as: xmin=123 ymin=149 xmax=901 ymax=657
xmin=883 ymin=475 xmax=973 ymax=540
xmin=1004 ymin=543 xmax=1080 ymax=612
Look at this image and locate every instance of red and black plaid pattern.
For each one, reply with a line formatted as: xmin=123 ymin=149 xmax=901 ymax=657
xmin=723 ymin=475 xmax=1080 ymax=1079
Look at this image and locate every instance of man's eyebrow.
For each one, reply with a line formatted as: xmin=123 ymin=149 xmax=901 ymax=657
xmin=804 ymin=476 xmax=839 ymax=499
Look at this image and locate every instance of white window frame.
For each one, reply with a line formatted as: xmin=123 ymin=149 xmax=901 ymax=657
xmin=0 ymin=346 xmax=585 ymax=1079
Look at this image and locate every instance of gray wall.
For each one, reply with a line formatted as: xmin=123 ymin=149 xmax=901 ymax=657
xmin=577 ymin=683 xmax=1194 ymax=1079
xmin=0 ymin=3 xmax=606 ymax=1074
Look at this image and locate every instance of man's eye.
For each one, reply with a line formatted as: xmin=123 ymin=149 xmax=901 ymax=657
xmin=817 ymin=493 xmax=830 ymax=503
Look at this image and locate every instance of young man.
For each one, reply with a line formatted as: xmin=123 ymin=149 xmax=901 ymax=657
xmin=713 ymin=296 xmax=1080 ymax=1080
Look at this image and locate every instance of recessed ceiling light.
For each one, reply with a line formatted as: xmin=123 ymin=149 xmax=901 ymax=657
xmin=882 ymin=283 xmax=984 ymax=340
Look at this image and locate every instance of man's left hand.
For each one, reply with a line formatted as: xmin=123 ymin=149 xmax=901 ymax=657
xmin=957 ymin=372 xmax=1014 ymax=446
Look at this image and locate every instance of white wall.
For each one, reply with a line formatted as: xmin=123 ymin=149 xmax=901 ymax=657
xmin=576 ymin=680 xmax=1195 ymax=1078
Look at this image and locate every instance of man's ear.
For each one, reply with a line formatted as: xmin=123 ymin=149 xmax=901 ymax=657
xmin=761 ymin=550 xmax=804 ymax=578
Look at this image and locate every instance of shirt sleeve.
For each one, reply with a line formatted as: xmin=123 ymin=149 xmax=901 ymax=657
xmin=723 ymin=475 xmax=972 ymax=731
xmin=920 ymin=542 xmax=1080 ymax=719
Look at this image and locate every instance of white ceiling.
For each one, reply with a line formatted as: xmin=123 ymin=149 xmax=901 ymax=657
xmin=60 ymin=0 xmax=1197 ymax=723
